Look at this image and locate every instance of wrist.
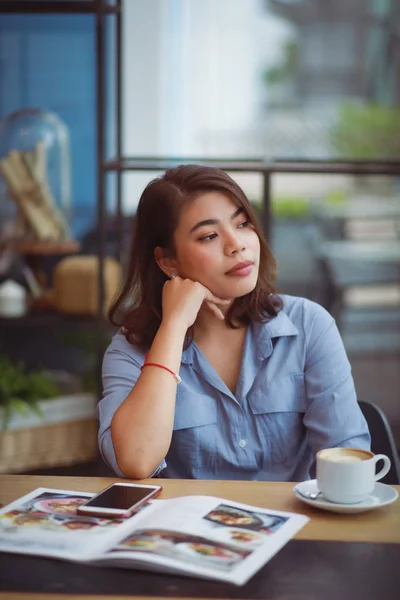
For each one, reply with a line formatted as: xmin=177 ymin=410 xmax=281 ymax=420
xmin=147 ymin=319 xmax=187 ymax=375
xmin=141 ymin=361 xmax=181 ymax=384
xmin=159 ymin=316 xmax=188 ymax=339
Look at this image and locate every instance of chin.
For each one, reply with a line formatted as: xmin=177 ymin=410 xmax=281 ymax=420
xmin=218 ymin=278 xmax=257 ymax=300
xmin=236 ymin=283 xmax=257 ymax=299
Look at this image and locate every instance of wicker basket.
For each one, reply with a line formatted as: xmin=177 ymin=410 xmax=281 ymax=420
xmin=0 ymin=393 xmax=98 ymax=473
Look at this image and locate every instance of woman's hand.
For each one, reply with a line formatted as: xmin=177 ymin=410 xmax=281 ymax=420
xmin=162 ymin=276 xmax=230 ymax=330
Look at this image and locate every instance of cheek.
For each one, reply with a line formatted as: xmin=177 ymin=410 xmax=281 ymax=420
xmin=246 ymin=231 xmax=261 ymax=257
xmin=177 ymin=246 xmax=216 ymax=275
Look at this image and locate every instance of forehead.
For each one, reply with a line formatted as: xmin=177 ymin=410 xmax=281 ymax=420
xmin=176 ymin=191 xmax=240 ymax=232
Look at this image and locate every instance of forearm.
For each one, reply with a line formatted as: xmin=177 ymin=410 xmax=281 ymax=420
xmin=110 ymin=319 xmax=186 ymax=478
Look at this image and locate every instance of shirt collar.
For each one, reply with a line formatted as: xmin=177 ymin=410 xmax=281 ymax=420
xmin=251 ymin=310 xmax=300 ymax=360
xmin=181 ymin=339 xmax=196 ymax=365
xmin=181 ymin=309 xmax=299 ymax=365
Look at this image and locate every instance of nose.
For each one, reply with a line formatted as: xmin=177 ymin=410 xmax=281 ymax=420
xmin=224 ymin=230 xmax=246 ymax=255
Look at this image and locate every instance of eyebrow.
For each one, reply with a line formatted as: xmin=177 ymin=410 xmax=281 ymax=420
xmin=189 ymin=207 xmax=244 ymax=234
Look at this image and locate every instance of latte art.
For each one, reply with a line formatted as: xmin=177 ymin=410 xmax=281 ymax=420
xmin=318 ymin=448 xmax=371 ymax=463
xmin=324 ymin=455 xmax=364 ymax=463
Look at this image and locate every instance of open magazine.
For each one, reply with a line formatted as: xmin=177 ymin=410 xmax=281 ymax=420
xmin=0 ymin=487 xmax=309 ymax=586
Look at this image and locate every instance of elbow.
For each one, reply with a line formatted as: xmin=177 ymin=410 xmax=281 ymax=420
xmin=110 ymin=412 xmax=166 ymax=479
xmin=115 ymin=454 xmax=159 ymax=480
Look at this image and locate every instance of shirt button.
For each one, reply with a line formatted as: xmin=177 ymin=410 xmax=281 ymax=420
xmin=238 ymin=439 xmax=247 ymax=448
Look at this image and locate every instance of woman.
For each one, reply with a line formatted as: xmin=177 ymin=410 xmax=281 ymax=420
xmin=98 ymin=164 xmax=370 ymax=480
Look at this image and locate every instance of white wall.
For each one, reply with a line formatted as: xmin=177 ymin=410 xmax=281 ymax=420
xmin=121 ymin=0 xmax=165 ymax=211
xmin=121 ymin=0 xmax=275 ymax=211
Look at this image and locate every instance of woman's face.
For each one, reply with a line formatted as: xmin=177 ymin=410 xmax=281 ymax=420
xmin=171 ymin=191 xmax=260 ymax=299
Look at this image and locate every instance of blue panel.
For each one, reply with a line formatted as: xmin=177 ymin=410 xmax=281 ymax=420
xmin=0 ymin=14 xmax=96 ymax=238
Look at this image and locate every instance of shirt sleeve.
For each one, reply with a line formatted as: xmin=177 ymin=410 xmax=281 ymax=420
xmin=302 ymin=301 xmax=371 ymax=459
xmin=97 ymin=331 xmax=166 ymax=477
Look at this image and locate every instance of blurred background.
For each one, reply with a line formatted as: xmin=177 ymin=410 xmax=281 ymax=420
xmin=0 ymin=0 xmax=399 ymax=475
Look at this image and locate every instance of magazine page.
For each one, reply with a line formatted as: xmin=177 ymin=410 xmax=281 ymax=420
xmin=99 ymin=495 xmax=309 ymax=586
xmin=0 ymin=487 xmax=161 ymax=562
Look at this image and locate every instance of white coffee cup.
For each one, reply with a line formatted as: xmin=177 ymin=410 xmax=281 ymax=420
xmin=316 ymin=447 xmax=391 ymax=504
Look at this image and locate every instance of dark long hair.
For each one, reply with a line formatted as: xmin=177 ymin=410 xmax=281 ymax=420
xmin=109 ymin=165 xmax=282 ymax=349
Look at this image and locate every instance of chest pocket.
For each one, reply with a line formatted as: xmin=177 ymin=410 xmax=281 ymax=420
xmin=173 ymin=387 xmax=218 ymax=430
xmin=170 ymin=387 xmax=218 ymax=471
xmin=249 ymin=374 xmax=307 ymax=463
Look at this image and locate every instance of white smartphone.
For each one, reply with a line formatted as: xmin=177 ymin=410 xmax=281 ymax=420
xmin=76 ymin=482 xmax=162 ymax=518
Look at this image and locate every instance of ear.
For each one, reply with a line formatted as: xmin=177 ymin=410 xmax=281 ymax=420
xmin=154 ymin=247 xmax=178 ymax=279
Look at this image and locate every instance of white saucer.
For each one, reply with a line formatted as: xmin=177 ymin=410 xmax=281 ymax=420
xmin=293 ymin=479 xmax=398 ymax=514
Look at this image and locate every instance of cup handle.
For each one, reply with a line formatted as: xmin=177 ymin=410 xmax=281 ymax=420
xmin=374 ymin=454 xmax=391 ymax=481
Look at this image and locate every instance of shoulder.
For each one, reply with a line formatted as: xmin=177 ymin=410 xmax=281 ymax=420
xmin=265 ymin=294 xmax=336 ymax=346
xmin=279 ymin=294 xmax=334 ymax=330
xmin=103 ymin=329 xmax=146 ymax=369
xmin=250 ymin=295 xmax=335 ymax=350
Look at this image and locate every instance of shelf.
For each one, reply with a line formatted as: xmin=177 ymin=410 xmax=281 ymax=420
xmin=0 ymin=312 xmax=107 ymax=328
xmin=0 ymin=1 xmax=120 ymax=14
xmin=0 ymin=240 xmax=81 ymax=255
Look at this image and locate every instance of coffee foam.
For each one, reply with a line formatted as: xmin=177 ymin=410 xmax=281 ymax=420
xmin=318 ymin=448 xmax=372 ymax=463
xmin=324 ymin=455 xmax=363 ymax=463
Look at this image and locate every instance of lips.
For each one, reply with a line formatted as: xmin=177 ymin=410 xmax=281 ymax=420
xmin=225 ymin=260 xmax=254 ymax=276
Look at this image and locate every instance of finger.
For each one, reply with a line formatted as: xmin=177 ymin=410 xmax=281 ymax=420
xmin=205 ymin=291 xmax=231 ymax=305
xmin=204 ymin=300 xmax=225 ymax=321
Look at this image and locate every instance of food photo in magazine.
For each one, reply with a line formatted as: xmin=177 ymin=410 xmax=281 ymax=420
xmin=0 ymin=488 xmax=309 ymax=586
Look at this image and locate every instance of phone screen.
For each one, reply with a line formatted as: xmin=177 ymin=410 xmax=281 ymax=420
xmin=84 ymin=485 xmax=157 ymax=510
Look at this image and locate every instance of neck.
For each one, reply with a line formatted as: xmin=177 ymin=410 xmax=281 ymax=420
xmin=193 ymin=302 xmax=244 ymax=342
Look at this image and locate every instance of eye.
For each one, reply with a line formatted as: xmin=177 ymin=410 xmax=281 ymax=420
xmin=198 ymin=233 xmax=218 ymax=242
xmin=237 ymin=219 xmax=251 ymax=228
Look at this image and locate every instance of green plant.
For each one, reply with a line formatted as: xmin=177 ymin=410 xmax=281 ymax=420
xmin=324 ymin=190 xmax=348 ymax=206
xmin=331 ymin=103 xmax=400 ymax=159
xmin=272 ymin=196 xmax=310 ymax=219
xmin=253 ymin=195 xmax=311 ymax=222
xmin=263 ymin=40 xmax=299 ymax=86
xmin=0 ymin=356 xmax=59 ymax=430
xmin=57 ymin=330 xmax=112 ymax=394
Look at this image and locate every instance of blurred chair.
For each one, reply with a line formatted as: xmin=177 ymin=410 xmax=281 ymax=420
xmin=305 ymin=222 xmax=400 ymax=356
xmin=358 ymin=400 xmax=400 ymax=485
xmin=305 ymin=223 xmax=400 ymax=315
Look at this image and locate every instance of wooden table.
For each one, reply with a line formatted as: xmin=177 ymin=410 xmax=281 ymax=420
xmin=0 ymin=475 xmax=399 ymax=600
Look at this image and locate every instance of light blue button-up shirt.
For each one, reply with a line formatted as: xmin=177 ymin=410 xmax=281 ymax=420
xmin=98 ymin=295 xmax=370 ymax=481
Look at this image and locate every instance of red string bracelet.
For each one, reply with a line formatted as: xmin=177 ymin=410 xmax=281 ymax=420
xmin=140 ymin=362 xmax=181 ymax=384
